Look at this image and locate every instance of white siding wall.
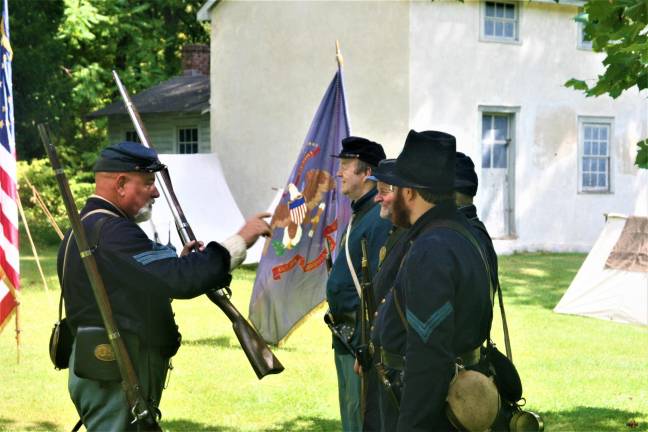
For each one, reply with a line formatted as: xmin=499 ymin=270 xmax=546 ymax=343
xmin=207 ymin=0 xmax=648 ymax=252
xmin=409 ymin=1 xmax=647 ymax=252
xmin=209 ymin=1 xmax=410 ymax=216
xmin=108 ymin=113 xmax=211 ymax=154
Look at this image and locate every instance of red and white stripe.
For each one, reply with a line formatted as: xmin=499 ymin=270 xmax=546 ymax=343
xmin=0 ymin=0 xmax=18 ymax=331
xmin=290 ymin=203 xmax=307 ymax=225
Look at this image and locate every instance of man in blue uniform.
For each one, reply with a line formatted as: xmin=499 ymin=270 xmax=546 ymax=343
xmin=365 ymin=159 xmax=410 ymax=432
xmin=326 ymin=136 xmax=391 ymax=431
xmin=372 ymin=130 xmax=493 ymax=431
xmin=455 ymin=152 xmax=499 ymax=298
xmin=59 ymin=141 xmax=271 ymax=431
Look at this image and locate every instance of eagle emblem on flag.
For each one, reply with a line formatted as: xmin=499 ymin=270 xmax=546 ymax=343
xmin=288 ymin=183 xmax=307 ymax=225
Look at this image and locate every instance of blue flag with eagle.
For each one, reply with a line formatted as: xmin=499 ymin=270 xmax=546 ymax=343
xmin=250 ymin=66 xmax=351 ymax=344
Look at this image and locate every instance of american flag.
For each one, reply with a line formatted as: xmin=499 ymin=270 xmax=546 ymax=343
xmin=289 ymin=195 xmax=307 ymax=225
xmin=0 ymin=0 xmax=18 ymax=333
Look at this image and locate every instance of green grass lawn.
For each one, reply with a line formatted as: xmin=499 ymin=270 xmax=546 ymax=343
xmin=1 ymin=246 xmax=646 ymax=431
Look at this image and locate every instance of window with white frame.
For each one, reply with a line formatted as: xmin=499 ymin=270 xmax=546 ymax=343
xmin=482 ymin=1 xmax=518 ymax=42
xmin=178 ymin=127 xmax=198 ymax=154
xmin=580 ymin=121 xmax=611 ymax=192
xmin=125 ymin=131 xmax=141 ymax=143
xmin=577 ymin=10 xmax=593 ymax=50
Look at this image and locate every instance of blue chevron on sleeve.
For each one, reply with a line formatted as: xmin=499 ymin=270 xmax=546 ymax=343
xmin=406 ymin=301 xmax=453 ymax=343
xmin=132 ymin=248 xmax=178 ymax=266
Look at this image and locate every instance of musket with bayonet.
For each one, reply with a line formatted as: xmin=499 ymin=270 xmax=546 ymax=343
xmin=112 ymin=71 xmax=283 ymax=380
xmin=38 ymin=123 xmax=162 ymax=431
xmin=358 ymin=237 xmax=375 ymax=418
xmin=357 ymin=238 xmax=376 ymax=365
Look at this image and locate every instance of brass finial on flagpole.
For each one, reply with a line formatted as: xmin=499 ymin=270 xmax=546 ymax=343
xmin=336 ymin=40 xmax=343 ymax=68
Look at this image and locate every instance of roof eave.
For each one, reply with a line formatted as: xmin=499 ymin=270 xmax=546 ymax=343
xmin=197 ymin=0 xmax=219 ymax=21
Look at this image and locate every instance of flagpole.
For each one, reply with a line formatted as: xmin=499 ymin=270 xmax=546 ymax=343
xmin=336 ymin=40 xmax=343 ymax=68
xmin=14 ymin=290 xmax=19 ymax=363
xmin=25 ymin=177 xmax=64 ymax=240
xmin=1 ymin=272 xmax=20 ymax=363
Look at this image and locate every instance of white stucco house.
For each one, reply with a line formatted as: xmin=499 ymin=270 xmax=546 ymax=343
xmin=198 ymin=0 xmax=648 ymax=253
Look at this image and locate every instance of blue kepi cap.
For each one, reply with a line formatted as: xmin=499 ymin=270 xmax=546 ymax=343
xmin=93 ymin=141 xmax=165 ymax=173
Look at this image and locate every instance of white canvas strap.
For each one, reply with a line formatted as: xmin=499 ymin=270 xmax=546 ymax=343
xmin=344 ymin=214 xmax=363 ymax=298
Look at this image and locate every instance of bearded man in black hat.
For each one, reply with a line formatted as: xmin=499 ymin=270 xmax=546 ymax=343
xmin=326 ymin=136 xmax=391 ymax=431
xmin=59 ymin=141 xmax=271 ymax=431
xmin=371 ymin=130 xmax=494 ymax=431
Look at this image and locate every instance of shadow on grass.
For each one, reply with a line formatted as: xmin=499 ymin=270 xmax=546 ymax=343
xmin=161 ymin=417 xmax=340 ymax=432
xmin=266 ymin=415 xmax=341 ymax=431
xmin=543 ymin=406 xmax=646 ymax=431
xmin=498 ymin=253 xmax=586 ymax=310
xmin=182 ymin=336 xmax=232 ymax=348
xmin=0 ymin=417 xmax=60 ymax=431
xmin=181 ymin=336 xmax=297 ymax=354
xmin=161 ymin=418 xmax=237 ymax=431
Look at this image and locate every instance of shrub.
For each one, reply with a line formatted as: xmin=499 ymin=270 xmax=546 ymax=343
xmin=18 ymin=158 xmax=94 ymax=246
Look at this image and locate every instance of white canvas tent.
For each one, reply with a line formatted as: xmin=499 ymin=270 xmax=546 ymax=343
xmin=138 ymin=153 xmax=273 ymax=264
xmin=554 ymin=214 xmax=648 ymax=326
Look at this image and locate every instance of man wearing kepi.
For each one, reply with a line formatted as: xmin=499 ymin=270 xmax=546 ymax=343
xmin=372 ymin=130 xmax=494 ymax=431
xmin=58 ymin=141 xmax=271 ymax=431
xmin=455 ymin=152 xmax=499 ymax=299
xmin=365 ymin=159 xmax=411 ymax=432
xmin=326 ymin=136 xmax=391 ymax=431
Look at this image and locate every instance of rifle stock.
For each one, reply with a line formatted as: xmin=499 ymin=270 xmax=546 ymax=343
xmin=206 ymin=290 xmax=283 ymax=378
xmin=112 ymin=71 xmax=284 ymax=379
xmin=39 ymin=124 xmax=161 ymax=431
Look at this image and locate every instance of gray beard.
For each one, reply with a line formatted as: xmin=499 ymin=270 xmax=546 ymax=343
xmin=134 ymin=201 xmax=153 ymax=223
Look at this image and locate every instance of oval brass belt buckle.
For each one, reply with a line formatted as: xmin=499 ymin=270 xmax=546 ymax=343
xmin=94 ymin=343 xmax=116 ymax=362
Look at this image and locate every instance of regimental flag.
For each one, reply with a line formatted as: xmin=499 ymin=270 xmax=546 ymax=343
xmin=0 ymin=0 xmax=18 ymax=334
xmin=250 ymin=66 xmax=351 ymax=344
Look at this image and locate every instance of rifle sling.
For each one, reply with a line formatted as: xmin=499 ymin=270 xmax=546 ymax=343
xmin=60 ymin=209 xmax=120 ymax=326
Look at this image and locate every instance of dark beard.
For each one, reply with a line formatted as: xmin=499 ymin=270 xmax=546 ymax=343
xmin=392 ymin=189 xmax=412 ymax=228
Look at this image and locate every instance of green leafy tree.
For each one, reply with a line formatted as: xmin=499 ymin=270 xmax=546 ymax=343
xmin=565 ymin=0 xmax=648 ymax=168
xmin=11 ymin=0 xmax=209 ymax=244
xmin=11 ymin=0 xmax=209 ymax=164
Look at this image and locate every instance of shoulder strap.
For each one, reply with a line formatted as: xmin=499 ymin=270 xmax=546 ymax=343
xmin=344 ymin=214 xmax=363 ymax=298
xmin=425 ymin=220 xmax=513 ymax=361
xmin=58 ymin=209 xmax=119 ymax=320
xmin=391 ymin=240 xmax=413 ymax=332
xmin=464 ymin=218 xmax=513 ymax=360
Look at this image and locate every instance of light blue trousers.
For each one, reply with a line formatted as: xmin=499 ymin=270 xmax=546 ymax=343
xmin=68 ymin=339 xmax=168 ymax=432
xmin=334 ymin=346 xmax=362 ymax=432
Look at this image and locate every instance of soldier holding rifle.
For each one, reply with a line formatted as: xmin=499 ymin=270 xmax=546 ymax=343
xmin=59 ymin=141 xmax=271 ymax=431
xmin=326 ymin=136 xmax=391 ymax=431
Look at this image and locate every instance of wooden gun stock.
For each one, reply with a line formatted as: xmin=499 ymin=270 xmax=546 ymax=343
xmin=206 ymin=290 xmax=284 ymax=379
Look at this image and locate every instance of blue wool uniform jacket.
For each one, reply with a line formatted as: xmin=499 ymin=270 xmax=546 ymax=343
xmin=326 ymin=188 xmax=392 ymax=350
xmin=370 ymin=201 xmax=493 ymax=431
xmin=58 ymin=196 xmax=232 ymax=357
xmin=396 ymin=203 xmax=492 ymax=431
xmin=458 ymin=204 xmax=500 ymax=297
